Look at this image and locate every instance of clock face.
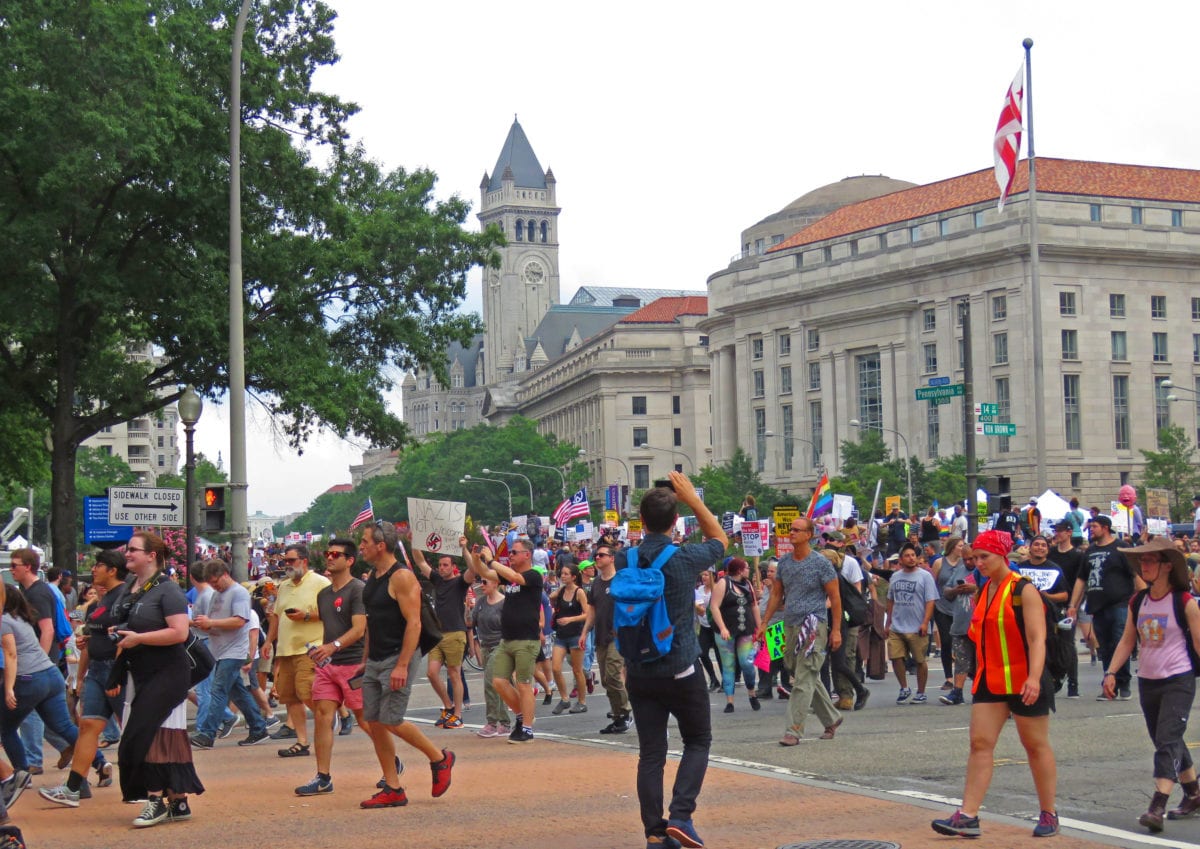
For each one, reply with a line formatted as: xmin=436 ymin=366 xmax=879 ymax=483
xmin=523 ymin=260 xmax=545 ymax=284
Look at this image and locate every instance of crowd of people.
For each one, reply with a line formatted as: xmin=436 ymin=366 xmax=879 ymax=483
xmin=1 ymin=482 xmax=1199 ymax=846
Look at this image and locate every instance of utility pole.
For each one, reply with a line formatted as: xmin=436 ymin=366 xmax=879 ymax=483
xmin=961 ymin=299 xmax=978 ymax=543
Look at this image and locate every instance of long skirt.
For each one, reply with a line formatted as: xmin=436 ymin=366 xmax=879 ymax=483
xmin=118 ymin=659 xmax=204 ymax=802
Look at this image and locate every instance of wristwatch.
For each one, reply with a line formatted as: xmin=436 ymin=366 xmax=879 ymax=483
xmin=333 ymin=640 xmax=343 ymax=649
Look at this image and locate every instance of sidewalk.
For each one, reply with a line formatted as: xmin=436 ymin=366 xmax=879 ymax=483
xmin=16 ymin=728 xmax=1121 ymax=849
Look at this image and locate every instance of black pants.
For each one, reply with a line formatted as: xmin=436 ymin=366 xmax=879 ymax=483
xmin=627 ymin=667 xmax=712 ymax=838
xmin=933 ymin=608 xmax=955 ymax=682
xmin=827 ymin=621 xmax=867 ymax=699
xmin=1140 ymin=674 xmax=1196 ymax=781
xmin=696 ymin=627 xmax=722 ymax=685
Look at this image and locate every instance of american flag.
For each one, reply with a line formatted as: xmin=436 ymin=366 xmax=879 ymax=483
xmin=349 ymin=497 xmax=375 ymax=530
xmin=552 ymin=487 xmax=590 ymax=526
xmin=993 ymin=65 xmax=1025 ymax=211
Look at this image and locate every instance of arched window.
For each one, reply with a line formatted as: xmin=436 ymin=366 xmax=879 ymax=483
xmin=527 ymin=220 xmax=535 ymax=242
xmin=540 ymin=220 xmax=548 ymax=243
xmin=515 ymin=219 xmax=524 ymax=241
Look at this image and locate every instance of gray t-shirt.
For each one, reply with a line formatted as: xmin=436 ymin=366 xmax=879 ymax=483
xmin=1 ymin=616 xmax=55 ymax=675
xmin=886 ymin=567 xmax=940 ymax=634
xmin=472 ymin=596 xmax=504 ymax=648
xmin=939 ymin=561 xmax=975 ymax=636
xmin=190 ymin=585 xmax=213 ymax=639
xmin=776 ymin=550 xmax=838 ymax=627
xmin=207 ymin=582 xmax=253 ymax=661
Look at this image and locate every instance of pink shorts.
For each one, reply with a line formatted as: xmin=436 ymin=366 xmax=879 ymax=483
xmin=311 ymin=661 xmax=364 ymax=710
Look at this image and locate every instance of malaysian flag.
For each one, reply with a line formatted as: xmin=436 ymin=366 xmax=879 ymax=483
xmin=349 ymin=497 xmax=375 ymax=530
xmin=993 ymin=65 xmax=1025 ymax=211
xmin=552 ymin=487 xmax=590 ymax=526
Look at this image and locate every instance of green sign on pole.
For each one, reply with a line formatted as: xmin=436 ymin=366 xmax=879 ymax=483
xmin=975 ymin=402 xmax=999 ymax=416
xmin=915 ymin=384 xmax=964 ymax=401
xmin=975 ymin=422 xmax=1017 ymax=437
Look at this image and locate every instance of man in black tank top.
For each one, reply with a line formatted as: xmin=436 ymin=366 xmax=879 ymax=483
xmin=355 ymin=522 xmax=455 ymax=809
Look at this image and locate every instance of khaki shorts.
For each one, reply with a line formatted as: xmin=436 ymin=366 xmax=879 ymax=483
xmin=363 ymin=652 xmax=421 ymax=726
xmin=274 ymin=653 xmax=316 ymax=705
xmin=887 ymin=630 xmax=929 ymax=664
xmin=491 ymin=639 xmax=539 ymax=685
xmin=427 ymin=630 xmax=467 ymax=667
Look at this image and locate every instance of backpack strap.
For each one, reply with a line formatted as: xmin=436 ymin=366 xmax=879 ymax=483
xmin=1131 ymin=588 xmax=1149 ymax=620
xmin=648 ymin=544 xmax=678 ymax=571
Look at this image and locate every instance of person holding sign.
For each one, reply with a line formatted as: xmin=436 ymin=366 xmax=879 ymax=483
xmin=411 ymin=541 xmax=477 ymax=731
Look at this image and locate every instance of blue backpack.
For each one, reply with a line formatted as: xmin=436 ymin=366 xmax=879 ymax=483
xmin=51 ymin=591 xmax=73 ymax=644
xmin=611 ymin=544 xmax=678 ymax=665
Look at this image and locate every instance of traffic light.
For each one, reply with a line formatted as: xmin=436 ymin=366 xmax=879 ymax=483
xmin=202 ymin=485 xmax=226 ymax=533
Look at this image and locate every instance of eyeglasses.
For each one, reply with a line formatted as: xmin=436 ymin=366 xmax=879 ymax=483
xmin=125 ymin=547 xmax=147 ymax=554
xmin=595 ymin=552 xmax=613 ymax=558
xmin=324 ymin=551 xmax=347 ymax=560
xmin=282 ymin=557 xmax=301 ymax=564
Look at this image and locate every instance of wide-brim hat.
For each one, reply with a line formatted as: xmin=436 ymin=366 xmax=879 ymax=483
xmin=1117 ymin=537 xmax=1190 ymax=590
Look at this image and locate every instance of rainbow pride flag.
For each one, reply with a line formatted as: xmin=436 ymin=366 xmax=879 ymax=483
xmin=806 ymin=473 xmax=833 ymax=519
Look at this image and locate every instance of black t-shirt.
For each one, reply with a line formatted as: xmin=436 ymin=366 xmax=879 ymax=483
xmin=919 ymin=516 xmax=941 ymax=543
xmin=1046 ymin=545 xmax=1084 ymax=591
xmin=128 ymin=576 xmax=188 ymax=632
xmin=316 ymin=578 xmax=366 ymax=665
xmin=1018 ymin=561 xmax=1068 ymax=598
xmin=1079 ymin=540 xmax=1135 ymax=613
xmin=429 ymin=570 xmax=470 ymax=633
xmin=499 ymin=569 xmax=544 ymax=641
xmin=24 ymin=580 xmax=62 ymax=662
xmin=83 ymin=581 xmax=130 ymax=664
xmin=887 ymin=513 xmax=909 ymax=542
xmin=993 ymin=511 xmax=1021 ymax=540
xmin=588 ymin=574 xmax=615 ymax=646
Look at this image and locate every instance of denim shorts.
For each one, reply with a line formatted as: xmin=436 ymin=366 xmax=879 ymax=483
xmin=81 ymin=659 xmax=125 ymax=721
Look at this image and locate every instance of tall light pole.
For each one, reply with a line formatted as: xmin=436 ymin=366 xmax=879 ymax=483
xmin=638 ymin=443 xmax=694 ymax=474
xmin=763 ymin=430 xmax=820 ymax=474
xmin=178 ymin=386 xmax=203 ymax=574
xmin=850 ymin=419 xmax=913 ymax=517
xmin=482 ymin=468 xmax=535 ymax=513
xmin=1165 ymin=379 xmax=1199 ymax=448
xmin=227 ymin=0 xmax=254 ymax=582
xmin=514 ymin=459 xmax=567 ymax=501
xmin=463 ymin=474 xmax=512 ymax=521
xmin=581 ymin=449 xmax=632 ymax=515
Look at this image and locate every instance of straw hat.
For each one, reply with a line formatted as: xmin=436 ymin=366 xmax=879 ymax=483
xmin=1117 ymin=537 xmax=1190 ymax=590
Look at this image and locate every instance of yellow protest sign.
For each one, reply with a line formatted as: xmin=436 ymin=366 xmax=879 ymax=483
xmin=885 ymin=495 xmax=901 ymax=515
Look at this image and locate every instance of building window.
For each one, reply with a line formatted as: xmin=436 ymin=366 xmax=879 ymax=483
xmin=1152 ymin=295 xmax=1167 ymax=319
xmin=1155 ymin=377 xmax=1171 ymax=445
xmin=779 ymin=333 xmax=791 ymax=356
xmin=1195 ymin=377 xmax=1200 ymax=448
xmin=939 ymin=219 xmax=950 ymax=237
xmin=910 ymin=225 xmax=921 ymax=243
xmin=878 ymin=233 xmax=888 ymax=251
xmin=922 ymin=308 xmax=936 ymax=332
xmin=857 ymin=353 xmax=883 ymax=431
xmin=1061 ymin=329 xmax=1078 ymax=360
xmin=1063 ymin=375 xmax=1082 ymax=451
xmin=1111 ymin=331 xmax=1127 ymax=361
xmin=780 ymin=366 xmax=792 ymax=394
xmin=753 ymin=370 xmax=765 ymax=398
xmin=1090 ymin=203 xmax=1102 ymax=222
xmin=993 ymin=332 xmax=1008 ymax=365
xmin=810 ymin=401 xmax=823 ymax=468
xmin=808 ymin=362 xmax=821 ymax=391
xmin=515 ymin=218 xmax=523 ymax=241
xmin=927 ymin=404 xmax=940 ymax=459
xmin=1110 ymin=293 xmax=1126 ymax=318
xmin=1193 ymin=298 xmax=1200 ymax=320
xmin=1132 ymin=207 xmax=1143 ymax=225
xmin=996 ymin=377 xmax=1011 ymax=454
xmin=974 ymin=210 xmax=985 ymax=228
xmin=633 ymin=427 xmax=647 ymax=448
xmin=923 ymin=342 xmax=938 ymax=374
xmin=634 ymin=464 xmax=650 ymax=489
xmin=755 ymin=408 xmax=767 ymax=473
xmin=1194 ymin=334 xmax=1200 ymax=365
xmin=806 ymin=328 xmax=819 ymax=351
xmin=540 ymin=220 xmax=548 ymax=242
xmin=992 ymin=294 xmax=1007 ymax=321
xmin=1071 ymin=472 xmax=1080 ymax=489
xmin=822 ymin=246 xmax=832 ymax=262
xmin=782 ymin=405 xmax=794 ymax=471
xmin=672 ymin=395 xmax=681 ymax=415
xmin=772 ymin=234 xmax=785 ymax=246
xmin=751 ymin=337 xmax=764 ymax=360
xmin=1172 ymin=209 xmax=1184 ymax=227
xmin=527 ymin=221 xmax=535 ymax=242
xmin=1059 ymin=291 xmax=1077 ymax=317
xmin=673 ymin=427 xmax=682 ymax=447
xmin=1153 ymin=332 xmax=1169 ymax=362
xmin=157 ymin=436 xmax=164 ymax=447
xmin=1113 ymin=375 xmax=1130 ymax=450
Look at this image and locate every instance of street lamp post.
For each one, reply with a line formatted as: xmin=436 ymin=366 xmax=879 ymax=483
xmin=1165 ymin=379 xmax=1199 ymax=447
xmin=463 ymin=474 xmax=513 ymax=521
xmin=482 ymin=468 xmax=535 ymax=513
xmin=763 ymin=430 xmax=821 ymax=474
xmin=849 ymin=419 xmax=913 ymax=517
xmin=178 ymin=386 xmax=203 ymax=575
xmin=513 ymin=459 xmax=567 ymax=501
xmin=637 ymin=443 xmax=694 ymax=474
xmin=580 ymin=450 xmax=632 ymax=515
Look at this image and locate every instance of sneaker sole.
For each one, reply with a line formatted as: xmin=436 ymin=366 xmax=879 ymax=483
xmin=295 ymin=786 xmax=333 ymax=796
xmin=133 ymin=814 xmax=169 ymax=828
xmin=37 ymin=790 xmax=80 ymax=808
xmin=169 ymin=810 xmax=192 ymax=822
xmin=665 ymin=825 xmax=705 ymax=848
xmin=361 ymin=798 xmax=408 ymax=808
xmin=932 ymin=822 xmax=980 ymax=838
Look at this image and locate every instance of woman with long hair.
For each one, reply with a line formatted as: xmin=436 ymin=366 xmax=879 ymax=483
xmin=710 ymin=557 xmax=761 ymax=713
xmin=110 ymin=532 xmax=203 ymax=827
xmin=932 ymin=537 xmax=966 ymax=692
xmin=549 ymin=563 xmax=590 ymax=715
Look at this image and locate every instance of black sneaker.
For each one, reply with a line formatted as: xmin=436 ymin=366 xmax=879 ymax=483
xmin=238 ymin=729 xmax=270 ymax=746
xmin=376 ymin=756 xmax=404 ymax=789
xmin=270 ymin=724 xmax=298 ymax=740
xmin=133 ymin=795 xmax=170 ymax=828
xmin=217 ymin=717 xmax=238 ymax=739
xmin=931 ymin=810 xmax=981 ymax=837
xmin=168 ymin=797 xmax=191 ymax=822
xmin=189 ymin=733 xmax=214 ymax=750
xmin=507 ymin=727 xmax=534 ymax=744
xmin=600 ymin=718 xmax=629 ymax=734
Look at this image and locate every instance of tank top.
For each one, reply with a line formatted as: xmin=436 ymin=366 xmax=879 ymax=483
xmin=553 ymin=586 xmax=585 ymax=641
xmin=719 ymin=577 xmax=754 ymax=637
xmin=363 ymin=562 xmax=407 ymax=661
xmin=1136 ymin=592 xmax=1194 ymax=680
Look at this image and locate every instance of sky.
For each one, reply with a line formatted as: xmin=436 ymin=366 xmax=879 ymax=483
xmin=194 ymin=0 xmax=1200 ymax=517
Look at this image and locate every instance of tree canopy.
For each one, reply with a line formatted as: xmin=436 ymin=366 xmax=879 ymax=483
xmin=1140 ymin=425 xmax=1200 ymax=522
xmin=690 ymin=447 xmax=787 ymax=518
xmin=0 ymin=1 xmax=501 ymax=569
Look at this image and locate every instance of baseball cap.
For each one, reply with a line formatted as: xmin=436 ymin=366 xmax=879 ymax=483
xmin=1053 ymin=519 xmax=1073 ymax=532
xmin=1090 ymin=515 xmax=1112 ymax=528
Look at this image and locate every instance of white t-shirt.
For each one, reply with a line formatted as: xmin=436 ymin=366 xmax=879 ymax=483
xmin=531 ymin=548 xmax=549 ymax=569
xmin=840 ymin=553 xmax=864 ymax=586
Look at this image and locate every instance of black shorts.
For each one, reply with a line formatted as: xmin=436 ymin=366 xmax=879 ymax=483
xmin=973 ymin=669 xmax=1055 ymax=717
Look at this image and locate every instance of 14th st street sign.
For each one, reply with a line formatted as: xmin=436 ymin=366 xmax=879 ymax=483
xmin=107 ymin=486 xmax=185 ymax=526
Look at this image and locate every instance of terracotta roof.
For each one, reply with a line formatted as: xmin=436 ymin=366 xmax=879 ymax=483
xmin=769 ymin=158 xmax=1200 ymax=253
xmin=323 ymin=484 xmax=354 ymax=495
xmin=618 ymin=296 xmax=709 ymax=324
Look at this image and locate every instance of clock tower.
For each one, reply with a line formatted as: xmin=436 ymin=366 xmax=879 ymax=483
xmin=478 ymin=118 xmax=560 ymax=386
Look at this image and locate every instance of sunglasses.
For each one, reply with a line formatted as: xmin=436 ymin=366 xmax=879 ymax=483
xmin=283 ymin=557 xmax=301 ymax=564
xmin=324 ymin=551 xmax=347 ymax=560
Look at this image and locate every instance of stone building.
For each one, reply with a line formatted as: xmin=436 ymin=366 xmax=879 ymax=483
xmin=702 ymin=159 xmax=1200 ymax=507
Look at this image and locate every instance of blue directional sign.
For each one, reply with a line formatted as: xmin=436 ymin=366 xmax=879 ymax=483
xmin=84 ymin=496 xmax=133 ymax=545
xmin=927 ymin=376 xmax=951 ymax=387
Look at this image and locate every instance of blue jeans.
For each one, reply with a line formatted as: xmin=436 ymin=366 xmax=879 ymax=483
xmin=18 ymin=710 xmax=72 ymax=768
xmin=2 ymin=667 xmax=80 ymax=771
xmin=194 ymin=647 xmax=235 ymax=727
xmin=1093 ymin=603 xmax=1130 ymax=690
xmin=198 ymin=659 xmax=266 ymax=738
xmin=582 ymin=629 xmax=596 ymax=679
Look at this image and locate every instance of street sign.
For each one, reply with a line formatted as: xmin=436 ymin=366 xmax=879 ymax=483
xmin=974 ymin=402 xmax=1000 ymax=416
xmin=84 ymin=497 xmax=133 ymax=544
xmin=915 ymin=383 xmax=964 ymax=401
xmin=976 ymin=415 xmax=995 ymax=422
xmin=933 ymin=396 xmax=950 ymax=406
xmin=107 ymin=486 xmax=185 ymax=526
xmin=975 ymin=422 xmax=1017 ymax=437
xmin=927 ymin=376 xmax=951 ymax=387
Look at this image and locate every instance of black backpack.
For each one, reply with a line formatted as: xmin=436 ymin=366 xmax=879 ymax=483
xmin=1131 ymin=589 xmax=1200 ymax=676
xmin=838 ymin=573 xmax=870 ymax=628
xmin=1011 ymin=577 xmax=1071 ymax=681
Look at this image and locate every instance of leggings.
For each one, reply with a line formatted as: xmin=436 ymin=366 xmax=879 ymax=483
xmin=697 ymin=626 xmax=723 ymax=685
xmin=933 ymin=608 xmax=955 ymax=681
xmin=715 ymin=633 xmax=756 ymax=696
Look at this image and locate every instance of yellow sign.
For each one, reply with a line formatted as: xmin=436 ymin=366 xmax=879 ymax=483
xmin=604 ymin=510 xmax=619 ymax=526
xmin=627 ymin=519 xmax=643 ymax=541
xmin=773 ymin=506 xmax=799 ymax=537
xmin=885 ymin=495 xmax=902 ymax=515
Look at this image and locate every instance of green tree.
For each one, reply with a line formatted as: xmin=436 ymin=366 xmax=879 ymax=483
xmin=690 ymin=447 xmax=784 ymax=517
xmin=1140 ymin=425 xmax=1200 ymax=522
xmin=0 ymin=2 xmax=502 ymax=570
xmin=829 ymin=431 xmax=906 ymax=516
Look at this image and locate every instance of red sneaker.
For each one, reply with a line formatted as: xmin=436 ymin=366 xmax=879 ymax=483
xmin=431 ymin=749 xmax=455 ymax=798
xmin=361 ymin=786 xmax=408 ymax=808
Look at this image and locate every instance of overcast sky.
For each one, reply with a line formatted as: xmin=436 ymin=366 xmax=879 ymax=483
xmin=194 ymin=0 xmax=1200 ymax=517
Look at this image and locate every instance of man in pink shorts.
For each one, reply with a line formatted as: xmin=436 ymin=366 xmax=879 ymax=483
xmin=294 ymin=538 xmax=370 ymax=796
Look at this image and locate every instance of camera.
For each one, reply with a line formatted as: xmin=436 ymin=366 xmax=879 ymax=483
xmin=653 ymin=478 xmax=676 ymax=492
xmin=109 ymin=623 xmax=130 ymax=642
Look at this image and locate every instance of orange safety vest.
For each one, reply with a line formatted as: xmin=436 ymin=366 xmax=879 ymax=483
xmin=969 ymin=571 xmax=1032 ymax=695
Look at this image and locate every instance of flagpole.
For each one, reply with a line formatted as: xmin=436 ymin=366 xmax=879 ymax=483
xmin=1024 ymin=37 xmax=1048 ymax=492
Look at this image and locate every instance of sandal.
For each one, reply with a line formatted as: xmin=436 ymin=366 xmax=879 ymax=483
xmin=277 ymin=742 xmax=310 ymax=758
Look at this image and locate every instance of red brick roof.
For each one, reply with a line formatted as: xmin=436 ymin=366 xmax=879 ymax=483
xmin=769 ymin=158 xmax=1200 ymax=253
xmin=619 ymin=296 xmax=709 ymax=324
xmin=323 ymin=484 xmax=354 ymax=495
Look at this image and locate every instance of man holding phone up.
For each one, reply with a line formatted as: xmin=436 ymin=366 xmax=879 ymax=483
xmin=294 ymin=538 xmax=369 ymax=796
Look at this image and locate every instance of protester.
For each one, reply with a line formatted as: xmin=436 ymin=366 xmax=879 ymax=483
xmin=709 ymin=557 xmax=760 ymax=713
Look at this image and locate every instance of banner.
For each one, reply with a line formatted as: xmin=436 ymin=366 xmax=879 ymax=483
xmin=605 ymin=484 xmax=620 ymax=511
xmin=885 ymin=495 xmax=902 ymax=515
xmin=407 ymin=498 xmax=467 ymax=554
xmin=603 ymin=510 xmax=619 ymax=526
xmin=763 ymin=620 xmax=786 ymax=660
xmin=1146 ymin=488 xmax=1171 ymax=520
xmin=741 ymin=520 xmax=769 ymax=556
xmin=831 ymin=494 xmax=854 ymax=521
xmin=627 ymin=519 xmax=643 ymax=542
xmin=772 ymin=506 xmax=799 ymax=539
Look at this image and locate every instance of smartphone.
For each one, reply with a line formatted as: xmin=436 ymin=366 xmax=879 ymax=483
xmin=348 ymin=673 xmax=364 ymax=690
xmin=653 ymin=478 xmax=676 ymax=492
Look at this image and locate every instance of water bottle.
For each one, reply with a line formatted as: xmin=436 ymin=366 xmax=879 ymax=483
xmin=306 ymin=642 xmax=331 ymax=668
